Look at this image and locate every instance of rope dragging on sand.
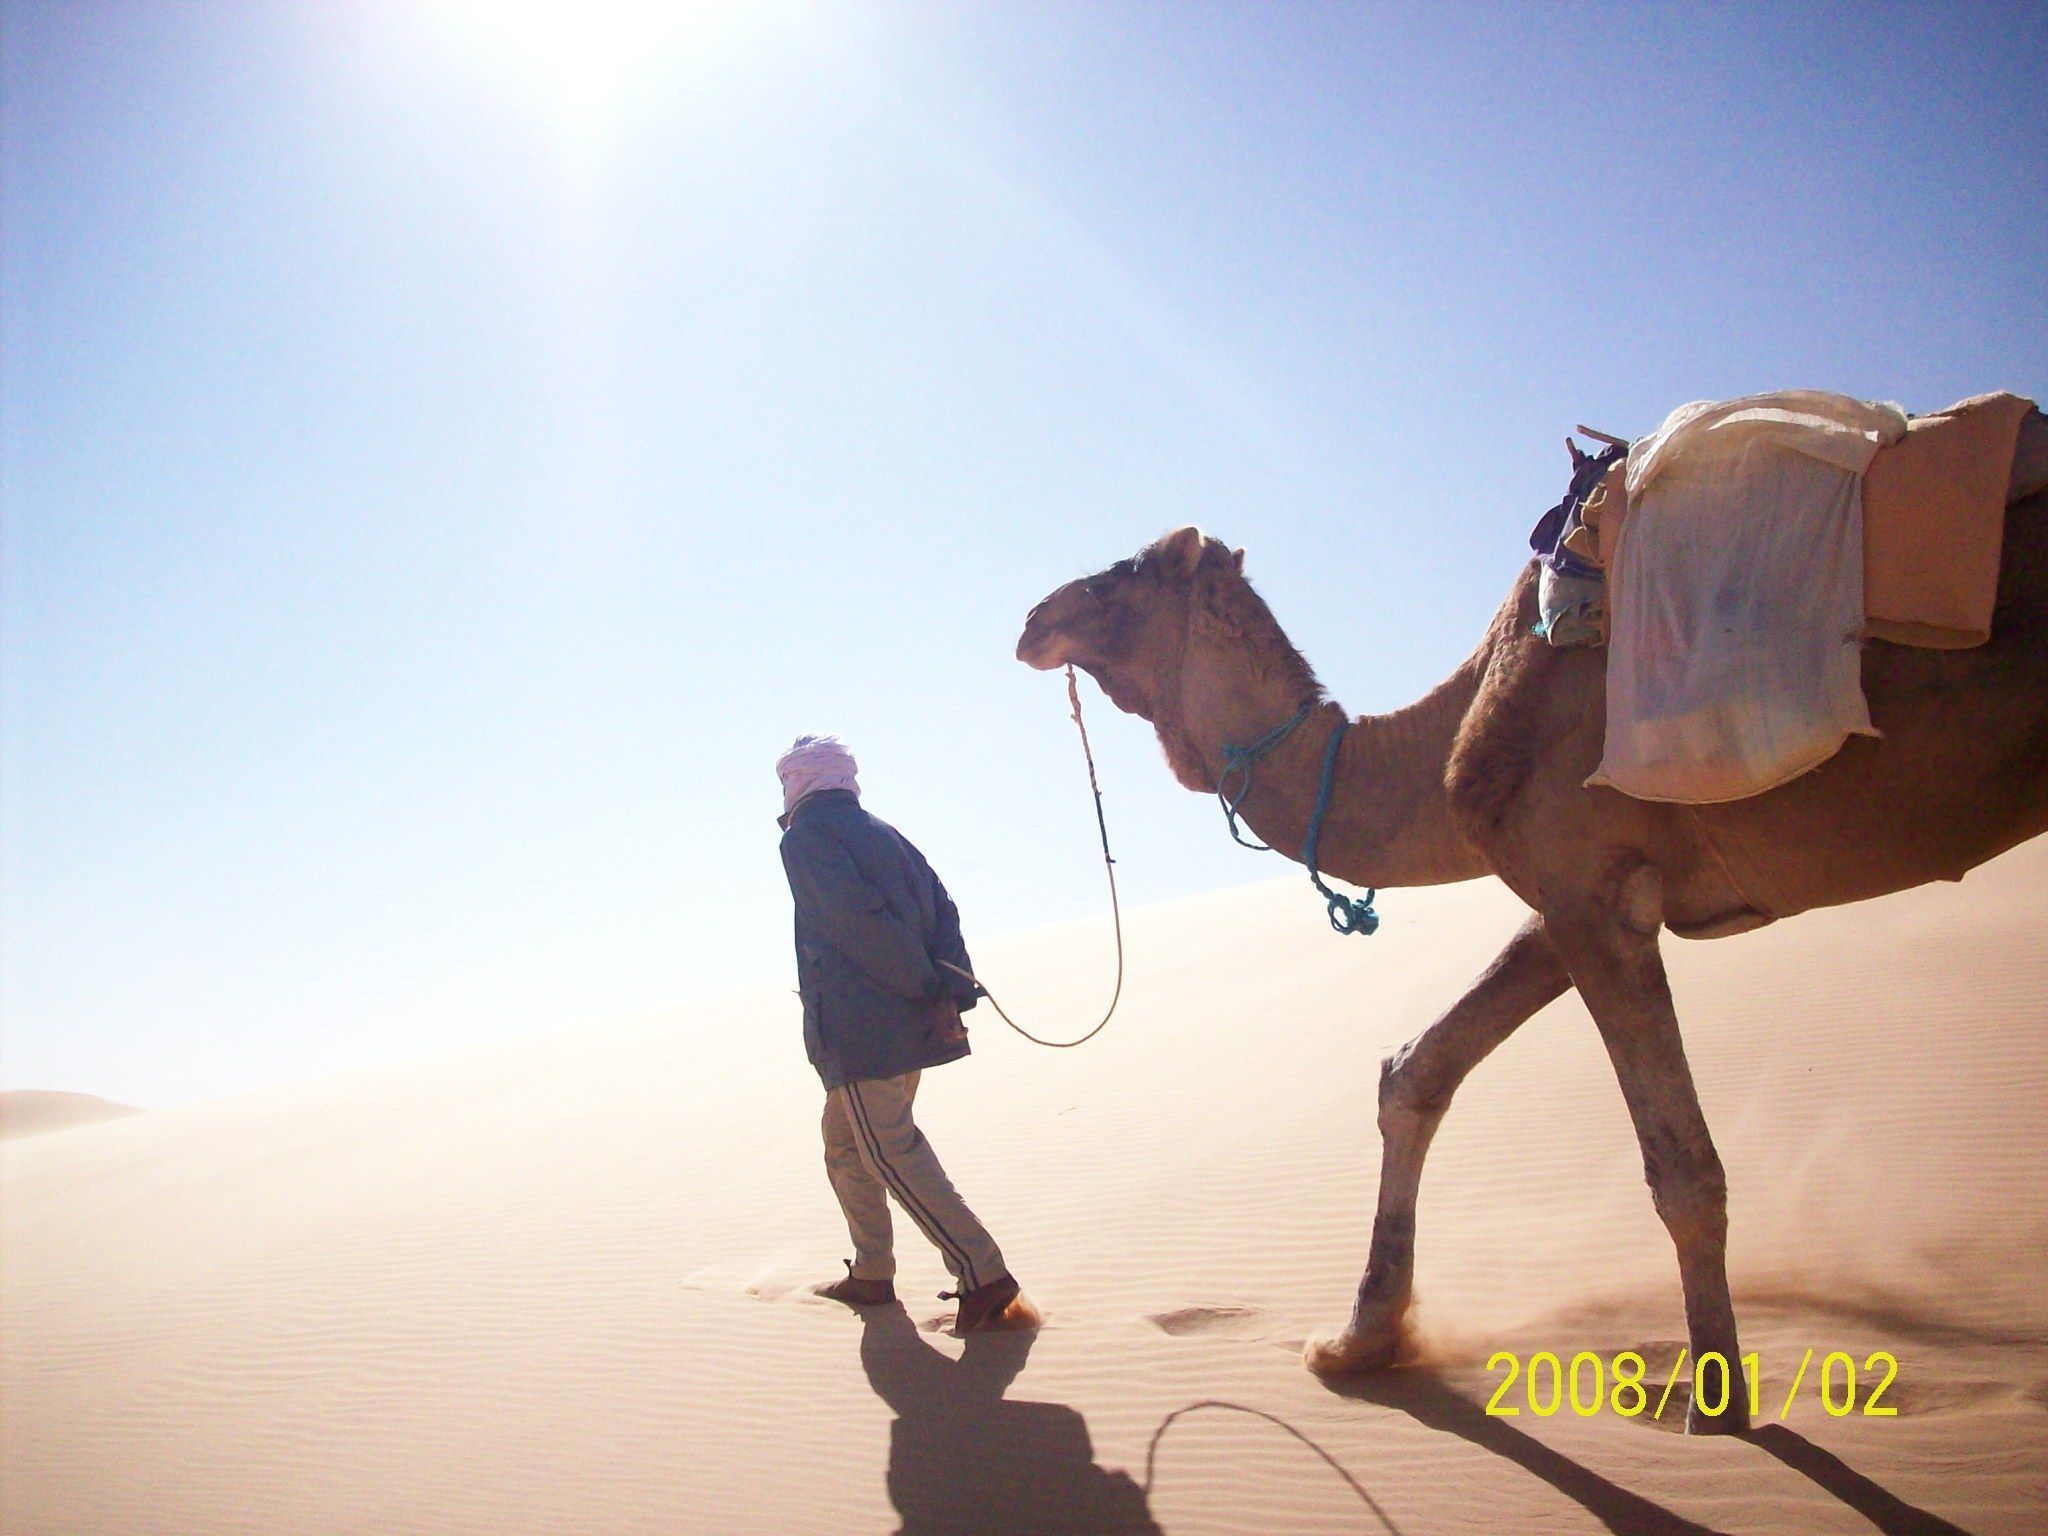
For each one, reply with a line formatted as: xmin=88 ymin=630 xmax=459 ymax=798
xmin=1142 ymin=1401 xmax=1400 ymax=1532
xmin=937 ymin=665 xmax=1124 ymax=1049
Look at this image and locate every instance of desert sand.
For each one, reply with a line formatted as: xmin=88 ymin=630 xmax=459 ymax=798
xmin=0 ymin=1092 xmax=139 ymax=1142
xmin=4 ymin=837 xmax=2045 ymax=1534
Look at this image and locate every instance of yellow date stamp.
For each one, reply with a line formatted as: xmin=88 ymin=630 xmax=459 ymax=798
xmin=1483 ymin=1348 xmax=1901 ymax=1422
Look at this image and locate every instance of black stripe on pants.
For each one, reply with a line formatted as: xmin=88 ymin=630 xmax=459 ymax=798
xmin=844 ymin=1080 xmax=980 ymax=1291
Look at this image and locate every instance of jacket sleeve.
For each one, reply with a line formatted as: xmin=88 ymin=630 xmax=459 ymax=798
xmin=927 ymin=869 xmax=979 ymax=1011
xmin=781 ymin=821 xmax=941 ymax=1001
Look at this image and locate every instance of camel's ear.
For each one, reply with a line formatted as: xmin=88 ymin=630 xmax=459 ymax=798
xmin=1157 ymin=525 xmax=1207 ymax=576
xmin=1566 ymin=435 xmax=1588 ymax=469
xmin=1231 ymin=546 xmax=1246 ymax=572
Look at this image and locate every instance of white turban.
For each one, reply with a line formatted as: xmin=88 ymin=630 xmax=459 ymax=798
xmin=776 ymin=734 xmax=860 ymax=818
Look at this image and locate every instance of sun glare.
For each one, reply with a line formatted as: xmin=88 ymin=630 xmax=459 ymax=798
xmin=436 ymin=0 xmax=773 ymax=131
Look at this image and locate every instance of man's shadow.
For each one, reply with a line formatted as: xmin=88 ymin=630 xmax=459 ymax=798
xmin=859 ymin=1306 xmax=1161 ymax=1536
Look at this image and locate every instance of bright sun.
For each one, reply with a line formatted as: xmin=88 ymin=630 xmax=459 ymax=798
xmin=436 ymin=0 xmax=768 ymax=129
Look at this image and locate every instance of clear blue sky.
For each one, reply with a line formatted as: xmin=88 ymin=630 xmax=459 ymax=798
xmin=4 ymin=1 xmax=2043 ymax=1107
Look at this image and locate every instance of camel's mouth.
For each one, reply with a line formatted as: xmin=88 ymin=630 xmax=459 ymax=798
xmin=1015 ymin=591 xmax=1075 ymax=671
xmin=1015 ymin=621 xmax=1065 ymax=671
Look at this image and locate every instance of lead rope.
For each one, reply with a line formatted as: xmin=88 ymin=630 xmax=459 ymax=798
xmin=936 ymin=664 xmax=1123 ymax=1048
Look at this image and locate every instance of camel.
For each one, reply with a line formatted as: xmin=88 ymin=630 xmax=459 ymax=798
xmin=1014 ymin=422 xmax=2048 ymax=1434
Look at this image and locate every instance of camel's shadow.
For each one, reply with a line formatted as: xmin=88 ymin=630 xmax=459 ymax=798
xmin=1746 ymin=1424 xmax=1975 ymax=1536
xmin=858 ymin=1305 xmax=1159 ymax=1535
xmin=1333 ymin=1367 xmax=1975 ymax=1536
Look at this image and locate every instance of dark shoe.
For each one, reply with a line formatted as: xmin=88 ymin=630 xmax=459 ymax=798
xmin=946 ymin=1273 xmax=1021 ymax=1332
xmin=815 ymin=1260 xmax=894 ymax=1308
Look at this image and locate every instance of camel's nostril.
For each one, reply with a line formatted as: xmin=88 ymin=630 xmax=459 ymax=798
xmin=1016 ymin=601 xmax=1056 ymax=667
xmin=1016 ymin=619 xmax=1069 ymax=669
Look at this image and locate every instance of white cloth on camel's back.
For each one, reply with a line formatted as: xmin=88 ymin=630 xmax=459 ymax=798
xmin=1589 ymin=390 xmax=1908 ymax=804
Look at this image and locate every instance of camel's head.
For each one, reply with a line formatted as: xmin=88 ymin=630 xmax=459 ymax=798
xmin=1015 ymin=525 xmax=1244 ymax=718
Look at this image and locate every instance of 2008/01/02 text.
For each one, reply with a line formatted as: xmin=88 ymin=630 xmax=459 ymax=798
xmin=1484 ymin=1349 xmax=1899 ymax=1422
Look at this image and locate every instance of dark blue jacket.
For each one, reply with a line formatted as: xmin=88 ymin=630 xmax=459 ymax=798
xmin=779 ymin=791 xmax=980 ymax=1089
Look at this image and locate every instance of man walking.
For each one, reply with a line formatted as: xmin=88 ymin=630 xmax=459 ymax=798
xmin=776 ymin=734 xmax=1023 ymax=1331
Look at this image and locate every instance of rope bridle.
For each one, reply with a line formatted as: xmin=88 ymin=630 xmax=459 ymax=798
xmin=946 ymin=652 xmax=1378 ymax=1052
xmin=1216 ymin=704 xmax=1380 ymax=937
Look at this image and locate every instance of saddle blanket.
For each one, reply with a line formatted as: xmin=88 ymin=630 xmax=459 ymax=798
xmin=1585 ymin=390 xmax=2037 ymax=804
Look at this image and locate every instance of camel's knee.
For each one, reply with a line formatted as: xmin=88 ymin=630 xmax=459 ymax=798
xmin=1381 ymin=922 xmax=1574 ymax=1128
xmin=1378 ymin=1042 xmax=1453 ymax=1127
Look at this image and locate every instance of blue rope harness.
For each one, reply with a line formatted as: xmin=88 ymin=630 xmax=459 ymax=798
xmin=1216 ymin=705 xmax=1379 ymax=937
xmin=1305 ymin=720 xmax=1379 ymax=937
xmin=1215 ymin=704 xmax=1314 ymax=850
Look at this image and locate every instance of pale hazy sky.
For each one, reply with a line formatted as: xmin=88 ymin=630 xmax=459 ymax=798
xmin=4 ymin=1 xmax=2044 ymax=1107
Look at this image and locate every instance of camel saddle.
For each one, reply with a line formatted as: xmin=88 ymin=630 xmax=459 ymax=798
xmin=1572 ymin=390 xmax=2045 ymax=649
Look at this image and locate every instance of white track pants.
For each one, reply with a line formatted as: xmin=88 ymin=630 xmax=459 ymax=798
xmin=822 ymin=1070 xmax=1007 ymax=1290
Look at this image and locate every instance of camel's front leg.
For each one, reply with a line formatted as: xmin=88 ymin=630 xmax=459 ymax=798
xmin=1549 ymin=888 xmax=1747 ymax=1435
xmin=1307 ymin=914 xmax=1570 ymax=1376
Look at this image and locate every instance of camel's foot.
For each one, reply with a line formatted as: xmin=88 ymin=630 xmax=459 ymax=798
xmin=1303 ymin=1323 xmax=1401 ymax=1378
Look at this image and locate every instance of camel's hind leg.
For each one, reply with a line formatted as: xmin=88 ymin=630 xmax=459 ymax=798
xmin=1307 ymin=914 xmax=1570 ymax=1376
xmin=1549 ymin=894 xmax=1748 ymax=1435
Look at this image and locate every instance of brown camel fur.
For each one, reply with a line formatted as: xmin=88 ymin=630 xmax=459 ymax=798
xmin=1015 ymin=434 xmax=2048 ymax=1434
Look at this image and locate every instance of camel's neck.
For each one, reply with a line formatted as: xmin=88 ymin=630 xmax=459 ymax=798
xmin=1159 ymin=637 xmax=1489 ymax=891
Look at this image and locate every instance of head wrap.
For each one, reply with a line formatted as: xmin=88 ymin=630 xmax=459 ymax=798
xmin=776 ymin=734 xmax=860 ymax=819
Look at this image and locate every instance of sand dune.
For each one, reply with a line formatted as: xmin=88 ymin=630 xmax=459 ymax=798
xmin=0 ymin=1091 xmax=141 ymax=1142
xmin=4 ymin=840 xmax=2045 ymax=1534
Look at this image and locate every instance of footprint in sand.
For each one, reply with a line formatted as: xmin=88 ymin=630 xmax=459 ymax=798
xmin=677 ymin=1266 xmax=820 ymax=1304
xmin=1146 ymin=1305 xmax=1269 ymax=1339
